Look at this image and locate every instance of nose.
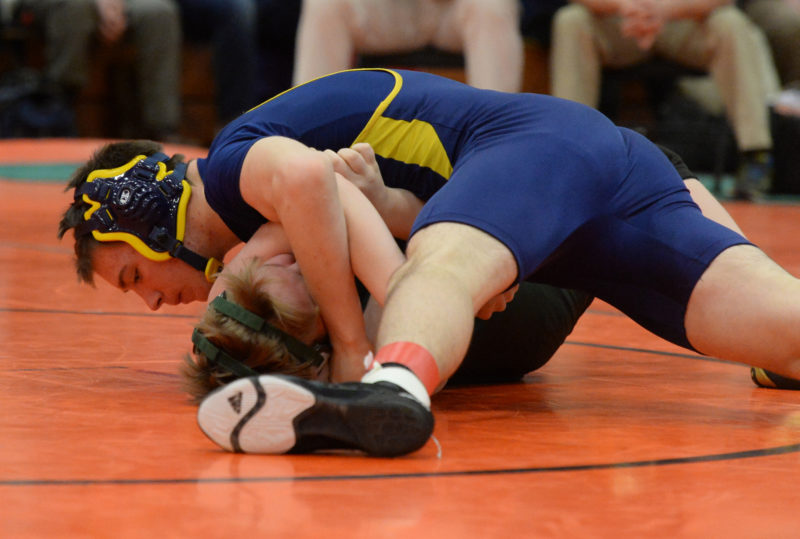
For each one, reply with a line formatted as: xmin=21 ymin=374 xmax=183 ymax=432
xmin=137 ymin=288 xmax=163 ymax=311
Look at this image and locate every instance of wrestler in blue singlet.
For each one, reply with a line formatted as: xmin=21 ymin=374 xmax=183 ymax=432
xmin=196 ymin=68 xmax=751 ymax=351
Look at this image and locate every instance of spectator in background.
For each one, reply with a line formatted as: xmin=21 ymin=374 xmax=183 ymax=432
xmin=739 ymin=0 xmax=800 ymax=87
xmin=254 ymin=0 xmax=302 ymax=100
xmin=17 ymin=0 xmax=182 ymax=141
xmin=549 ymin=0 xmax=781 ymax=201
xmin=175 ymin=0 xmax=260 ymax=128
xmin=292 ymin=0 xmax=524 ymax=93
xmin=519 ymin=0 xmax=566 ymax=46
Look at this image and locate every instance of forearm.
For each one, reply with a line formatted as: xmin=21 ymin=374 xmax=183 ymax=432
xmin=242 ymin=138 xmax=369 ymax=354
xmin=661 ymin=0 xmax=733 ymax=20
xmin=280 ymin=167 xmax=367 ymax=351
xmin=372 ymin=187 xmax=424 ymax=240
xmin=206 ymin=223 xmax=292 ymax=299
xmin=569 ymin=0 xmax=628 ymax=16
xmin=338 ymin=178 xmax=406 ymax=306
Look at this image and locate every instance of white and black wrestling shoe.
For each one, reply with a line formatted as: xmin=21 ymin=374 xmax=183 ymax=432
xmin=197 ymin=374 xmax=434 ymax=457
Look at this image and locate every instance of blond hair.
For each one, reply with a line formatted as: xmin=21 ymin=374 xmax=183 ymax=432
xmin=181 ymin=259 xmax=324 ymax=401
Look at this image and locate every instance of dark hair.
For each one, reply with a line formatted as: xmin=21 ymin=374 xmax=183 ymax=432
xmin=56 ymin=140 xmax=185 ymax=284
xmin=181 ymin=259 xmax=323 ymax=401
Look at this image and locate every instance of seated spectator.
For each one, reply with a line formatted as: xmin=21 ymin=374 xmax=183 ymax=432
xmin=519 ymin=0 xmax=566 ymax=46
xmin=549 ymin=0 xmax=781 ymax=201
xmin=739 ymin=0 xmax=800 ymax=87
xmin=175 ymin=0 xmax=261 ymax=128
xmin=292 ymin=0 xmax=524 ymax=92
xmin=254 ymin=0 xmax=302 ymax=100
xmin=17 ymin=0 xmax=182 ymax=141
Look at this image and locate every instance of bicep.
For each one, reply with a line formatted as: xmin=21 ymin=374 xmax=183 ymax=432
xmin=239 ymin=136 xmax=326 ymax=223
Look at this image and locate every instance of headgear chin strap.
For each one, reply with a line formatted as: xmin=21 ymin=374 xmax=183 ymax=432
xmin=192 ymin=292 xmax=329 ymax=381
xmin=75 ymin=152 xmax=222 ymax=282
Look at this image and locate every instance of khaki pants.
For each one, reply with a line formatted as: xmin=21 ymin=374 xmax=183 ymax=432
xmin=20 ymin=0 xmax=181 ymax=135
xmin=550 ymin=4 xmax=779 ymax=152
xmin=743 ymin=0 xmax=800 ymax=85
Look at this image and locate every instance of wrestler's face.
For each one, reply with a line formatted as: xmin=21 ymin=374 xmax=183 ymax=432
xmin=252 ymin=254 xmax=327 ymax=345
xmin=93 ymin=242 xmax=212 ymax=311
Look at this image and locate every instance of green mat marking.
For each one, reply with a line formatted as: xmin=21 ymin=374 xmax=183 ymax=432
xmin=0 ymin=163 xmax=80 ymax=182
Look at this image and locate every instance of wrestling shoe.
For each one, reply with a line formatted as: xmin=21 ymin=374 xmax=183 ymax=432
xmin=750 ymin=367 xmax=800 ymax=390
xmin=732 ymin=150 xmax=772 ymax=201
xmin=197 ymin=374 xmax=434 ymax=457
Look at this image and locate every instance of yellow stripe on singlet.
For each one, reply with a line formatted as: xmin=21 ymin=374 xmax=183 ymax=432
xmin=353 ymin=70 xmax=453 ymax=180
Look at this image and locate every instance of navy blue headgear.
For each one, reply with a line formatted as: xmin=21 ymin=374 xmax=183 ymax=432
xmin=75 ymin=152 xmax=221 ymax=282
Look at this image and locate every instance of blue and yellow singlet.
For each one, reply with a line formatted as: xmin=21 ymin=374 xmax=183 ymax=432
xmin=197 ymin=68 xmax=751 ymax=351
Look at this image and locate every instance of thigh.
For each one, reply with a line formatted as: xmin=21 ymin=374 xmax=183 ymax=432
xmin=653 ymin=6 xmax=753 ymax=69
xmin=593 ymin=14 xmax=650 ymax=67
xmin=431 ymin=0 xmax=519 ymax=52
xmin=349 ymin=0 xmax=431 ymax=52
xmin=406 ymin=222 xmax=518 ymax=309
xmin=126 ymin=0 xmax=180 ymax=32
xmin=685 ymin=244 xmax=800 ymax=368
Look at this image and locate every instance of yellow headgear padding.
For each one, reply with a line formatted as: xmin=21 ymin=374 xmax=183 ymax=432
xmin=75 ymin=152 xmax=217 ymax=279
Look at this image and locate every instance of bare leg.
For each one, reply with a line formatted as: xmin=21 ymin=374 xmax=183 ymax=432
xmin=682 ymin=179 xmax=800 ymax=379
xmin=435 ymin=0 xmax=524 ymax=92
xmin=292 ymin=0 xmax=357 ymax=85
xmin=685 ymin=244 xmax=800 ymax=378
xmin=683 ymin=178 xmax=744 ymax=236
xmin=376 ymin=222 xmax=518 ymax=383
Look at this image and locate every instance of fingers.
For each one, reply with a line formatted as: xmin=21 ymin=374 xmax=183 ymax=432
xmin=476 ymin=288 xmax=516 ymax=320
xmin=337 ymin=147 xmax=369 ymax=175
xmin=475 ymin=305 xmax=494 ymax=320
xmin=351 ymin=142 xmax=376 ymax=163
xmin=504 ymin=284 xmax=519 ymax=302
xmin=324 ymin=149 xmax=349 ymax=177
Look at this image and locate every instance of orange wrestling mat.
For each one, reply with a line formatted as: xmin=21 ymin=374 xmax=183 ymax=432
xmin=2 ymin=139 xmax=799 ymax=538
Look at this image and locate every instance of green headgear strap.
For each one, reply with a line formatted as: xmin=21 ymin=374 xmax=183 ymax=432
xmin=191 ymin=328 xmax=259 ymax=379
xmin=192 ymin=292 xmax=327 ymax=380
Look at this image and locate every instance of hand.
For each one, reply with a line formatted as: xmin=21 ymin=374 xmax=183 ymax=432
xmin=95 ymin=0 xmax=127 ymax=42
xmin=476 ymin=285 xmax=519 ymax=320
xmin=324 ymin=143 xmax=387 ymax=208
xmin=329 ymin=339 xmax=372 ymax=382
xmin=620 ymin=0 xmax=664 ymax=50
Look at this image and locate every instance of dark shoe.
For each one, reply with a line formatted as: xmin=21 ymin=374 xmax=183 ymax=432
xmin=197 ymin=374 xmax=434 ymax=457
xmin=750 ymin=367 xmax=800 ymax=390
xmin=734 ymin=150 xmax=773 ymax=201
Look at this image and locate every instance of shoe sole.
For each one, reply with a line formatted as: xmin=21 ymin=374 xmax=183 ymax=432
xmin=751 ymin=367 xmax=800 ymax=390
xmin=197 ymin=375 xmax=434 ymax=457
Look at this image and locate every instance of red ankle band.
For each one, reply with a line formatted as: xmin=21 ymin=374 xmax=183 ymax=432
xmin=375 ymin=341 xmax=440 ymax=395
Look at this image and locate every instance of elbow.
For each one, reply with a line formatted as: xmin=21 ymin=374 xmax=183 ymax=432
xmin=273 ymin=150 xmax=333 ymax=199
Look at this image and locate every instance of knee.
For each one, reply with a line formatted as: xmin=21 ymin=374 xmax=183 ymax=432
xmin=300 ymin=0 xmax=351 ymax=23
xmin=552 ymin=4 xmax=593 ymax=37
xmin=49 ymin=0 xmax=95 ymax=33
xmin=386 ymin=244 xmax=466 ymax=301
xmin=56 ymin=0 xmax=95 ymax=19
xmin=128 ymin=0 xmax=180 ymax=29
xmin=456 ymin=0 xmax=520 ymax=32
xmin=386 ymin=249 xmax=451 ymax=294
xmin=392 ymin=229 xmax=517 ymax=307
xmin=706 ymin=5 xmax=753 ymax=37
